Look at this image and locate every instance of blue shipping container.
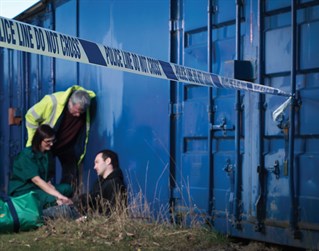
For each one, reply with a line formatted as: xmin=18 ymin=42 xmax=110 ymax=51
xmin=0 ymin=0 xmax=318 ymax=249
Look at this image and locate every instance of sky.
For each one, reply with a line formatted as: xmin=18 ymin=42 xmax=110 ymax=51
xmin=0 ymin=0 xmax=39 ymax=18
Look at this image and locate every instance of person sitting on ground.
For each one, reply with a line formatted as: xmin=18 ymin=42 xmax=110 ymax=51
xmin=78 ymin=149 xmax=127 ymax=215
xmin=8 ymin=124 xmax=73 ymax=209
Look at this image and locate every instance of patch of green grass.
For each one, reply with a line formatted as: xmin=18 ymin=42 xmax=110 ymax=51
xmin=0 ymin=212 xmax=228 ymax=251
xmin=1 ymin=185 xmax=232 ymax=250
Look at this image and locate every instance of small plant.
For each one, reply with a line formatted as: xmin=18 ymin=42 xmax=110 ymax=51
xmin=0 ymin=184 xmax=284 ymax=251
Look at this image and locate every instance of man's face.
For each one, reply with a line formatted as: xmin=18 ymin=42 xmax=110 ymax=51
xmin=94 ymin=153 xmax=107 ymax=177
xmin=68 ymin=100 xmax=84 ymax=117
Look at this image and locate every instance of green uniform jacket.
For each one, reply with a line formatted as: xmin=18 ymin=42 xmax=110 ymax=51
xmin=8 ymin=147 xmax=73 ymax=208
xmin=25 ymin=85 xmax=96 ymax=165
xmin=9 ymin=147 xmax=53 ymax=196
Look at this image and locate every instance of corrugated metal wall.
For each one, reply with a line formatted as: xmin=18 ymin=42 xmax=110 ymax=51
xmin=0 ymin=0 xmax=171 ymax=213
xmin=169 ymin=0 xmax=319 ymax=249
xmin=0 ymin=0 xmax=318 ymax=249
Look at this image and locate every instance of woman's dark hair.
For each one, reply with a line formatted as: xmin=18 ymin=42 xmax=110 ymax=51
xmin=97 ymin=149 xmax=120 ymax=169
xmin=31 ymin=124 xmax=55 ymax=152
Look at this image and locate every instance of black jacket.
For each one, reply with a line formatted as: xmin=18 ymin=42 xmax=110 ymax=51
xmin=80 ymin=168 xmax=126 ymax=214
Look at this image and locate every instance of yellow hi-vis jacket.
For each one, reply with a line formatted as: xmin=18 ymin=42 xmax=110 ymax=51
xmin=25 ymin=85 xmax=96 ymax=165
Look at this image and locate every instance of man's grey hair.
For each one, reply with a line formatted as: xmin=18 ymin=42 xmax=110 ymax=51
xmin=69 ymin=90 xmax=91 ymax=110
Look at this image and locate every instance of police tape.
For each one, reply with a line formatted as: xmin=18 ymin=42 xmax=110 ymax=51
xmin=0 ymin=16 xmax=291 ymax=97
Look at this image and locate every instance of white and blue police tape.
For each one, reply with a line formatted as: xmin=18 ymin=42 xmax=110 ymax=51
xmin=0 ymin=16 xmax=291 ymax=97
xmin=272 ymin=96 xmax=292 ymax=122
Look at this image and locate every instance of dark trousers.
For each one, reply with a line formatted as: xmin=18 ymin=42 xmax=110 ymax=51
xmin=54 ymin=148 xmax=79 ymax=188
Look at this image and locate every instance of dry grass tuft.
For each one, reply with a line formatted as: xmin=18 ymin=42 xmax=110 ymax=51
xmin=39 ymin=214 xmax=223 ymax=251
xmin=0 ymin=188 xmax=227 ymax=251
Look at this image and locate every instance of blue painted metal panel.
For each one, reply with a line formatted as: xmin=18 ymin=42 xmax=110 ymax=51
xmin=173 ymin=0 xmax=239 ymax=233
xmin=265 ymin=0 xmax=290 ymax=11
xmin=211 ymin=2 xmax=238 ymax=234
xmin=300 ymin=89 xmax=319 ymax=134
xmin=55 ymin=0 xmax=78 ymax=89
xmin=300 ymin=0 xmax=318 ymax=4
xmin=53 ymin=0 xmax=78 ymax=182
xmin=213 ymin=149 xmax=234 ymax=211
xmin=76 ymin=0 xmax=171 ymax=212
xmin=0 ymin=48 xmax=11 ymax=193
xmin=0 ymin=48 xmax=25 ymax=193
xmin=265 ymin=27 xmax=291 ymax=74
xmin=176 ymin=0 xmax=210 ymax=215
xmin=1 ymin=0 xmax=319 ymax=249
xmin=184 ymin=0 xmax=206 ymax=30
xmin=212 ymin=29 xmax=236 ymax=74
xmin=213 ymin=0 xmax=236 ymax=24
xmin=181 ymin=153 xmax=209 ymax=210
xmin=174 ymin=0 xmax=319 ymax=249
xmin=251 ymin=1 xmax=318 ymax=249
xmin=183 ymin=101 xmax=208 ymax=137
xmin=0 ymin=0 xmax=170 ymax=214
xmin=9 ymin=52 xmax=23 ymax=157
xmin=300 ymin=21 xmax=319 ymax=70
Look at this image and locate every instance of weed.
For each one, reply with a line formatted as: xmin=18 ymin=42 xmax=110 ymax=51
xmin=0 ymin=186 xmax=226 ymax=251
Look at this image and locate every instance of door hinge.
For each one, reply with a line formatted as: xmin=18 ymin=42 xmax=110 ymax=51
xmin=169 ymin=19 xmax=184 ymax=32
xmin=169 ymin=102 xmax=183 ymax=116
xmin=8 ymin=108 xmax=22 ymax=126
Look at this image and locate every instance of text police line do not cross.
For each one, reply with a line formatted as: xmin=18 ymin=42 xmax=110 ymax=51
xmin=0 ymin=16 xmax=291 ymax=97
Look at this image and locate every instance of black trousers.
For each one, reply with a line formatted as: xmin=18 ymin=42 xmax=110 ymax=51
xmin=54 ymin=148 xmax=79 ymax=187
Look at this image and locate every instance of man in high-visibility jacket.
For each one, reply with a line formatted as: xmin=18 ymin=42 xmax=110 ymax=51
xmin=25 ymin=85 xmax=96 ymax=186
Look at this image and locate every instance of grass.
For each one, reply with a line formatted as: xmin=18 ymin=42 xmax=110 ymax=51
xmin=0 ymin=213 xmax=228 ymax=251
xmin=0 ymin=178 xmax=290 ymax=251
xmin=0 ymin=190 xmax=291 ymax=251
xmin=0 ymin=189 xmax=229 ymax=251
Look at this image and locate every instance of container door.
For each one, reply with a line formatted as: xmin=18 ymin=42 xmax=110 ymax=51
xmin=0 ymin=11 xmax=55 ymax=192
xmin=209 ymin=0 xmax=239 ymax=232
xmin=170 ymin=0 xmax=239 ymax=228
xmin=253 ymin=1 xmax=319 ymax=246
xmin=0 ymin=40 xmax=29 ymax=192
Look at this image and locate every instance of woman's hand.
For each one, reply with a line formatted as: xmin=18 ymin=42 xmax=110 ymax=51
xmin=56 ymin=195 xmax=73 ymax=205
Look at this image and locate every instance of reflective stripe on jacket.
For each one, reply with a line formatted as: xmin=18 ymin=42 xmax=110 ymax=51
xmin=25 ymin=85 xmax=96 ymax=165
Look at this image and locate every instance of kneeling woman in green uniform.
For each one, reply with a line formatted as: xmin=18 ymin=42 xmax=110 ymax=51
xmin=9 ymin=124 xmax=73 ymax=208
